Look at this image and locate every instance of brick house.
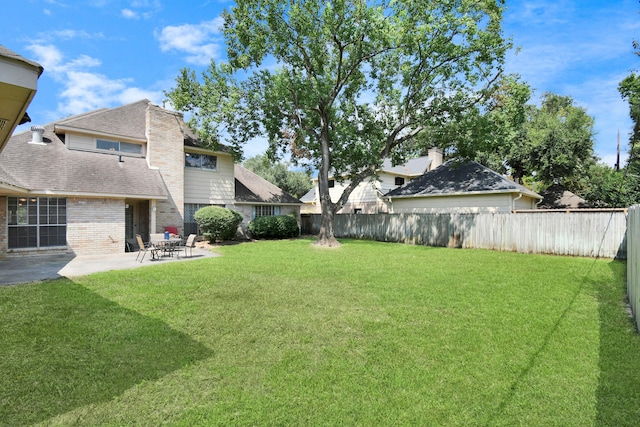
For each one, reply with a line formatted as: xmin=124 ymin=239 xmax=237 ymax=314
xmin=0 ymin=100 xmax=301 ymax=256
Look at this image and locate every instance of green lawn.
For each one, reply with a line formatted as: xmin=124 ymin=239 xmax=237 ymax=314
xmin=2 ymin=238 xmax=640 ymax=426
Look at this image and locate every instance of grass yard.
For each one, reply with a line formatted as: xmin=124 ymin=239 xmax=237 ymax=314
xmin=2 ymin=238 xmax=640 ymax=426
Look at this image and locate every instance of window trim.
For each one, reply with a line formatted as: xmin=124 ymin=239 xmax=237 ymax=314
xmin=185 ymin=152 xmax=218 ymax=171
xmin=7 ymin=197 xmax=67 ymax=249
xmin=252 ymin=205 xmax=281 ymax=219
xmin=96 ymin=138 xmax=142 ymax=155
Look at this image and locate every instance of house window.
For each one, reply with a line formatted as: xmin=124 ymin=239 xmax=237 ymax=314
xmin=253 ymin=205 xmax=281 ymax=219
xmin=328 ymin=179 xmax=335 ymax=188
xmin=395 ymin=177 xmax=405 ymax=186
xmin=185 ymin=153 xmax=217 ymax=171
xmin=7 ymin=197 xmax=67 ymax=249
xmin=96 ymin=139 xmax=142 ymax=155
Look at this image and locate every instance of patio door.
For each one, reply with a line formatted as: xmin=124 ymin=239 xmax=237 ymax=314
xmin=125 ymin=200 xmax=150 ymax=241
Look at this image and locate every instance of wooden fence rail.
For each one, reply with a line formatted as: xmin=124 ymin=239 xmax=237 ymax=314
xmin=301 ymin=211 xmax=627 ymax=259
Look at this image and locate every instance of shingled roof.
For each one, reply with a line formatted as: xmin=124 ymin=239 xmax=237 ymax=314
xmin=0 ymin=122 xmax=167 ymax=199
xmin=55 ymin=99 xmax=149 ymax=140
xmin=385 ymin=160 xmax=541 ymax=199
xmin=234 ymin=164 xmax=302 ymax=205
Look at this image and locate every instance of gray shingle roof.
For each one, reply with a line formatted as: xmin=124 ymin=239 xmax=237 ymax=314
xmin=539 ymin=184 xmax=589 ymax=208
xmin=234 ymin=164 xmax=302 ymax=204
xmin=55 ymin=99 xmax=149 ymax=140
xmin=0 ymin=123 xmax=167 ymax=198
xmin=385 ymin=160 xmax=541 ymax=199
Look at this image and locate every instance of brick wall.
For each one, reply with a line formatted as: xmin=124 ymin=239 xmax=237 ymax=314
xmin=146 ymin=104 xmax=185 ymax=235
xmin=67 ymin=197 xmax=125 ymax=255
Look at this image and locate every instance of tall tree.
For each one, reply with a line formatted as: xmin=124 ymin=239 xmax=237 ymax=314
xmin=522 ymin=93 xmax=596 ymax=188
xmin=166 ymin=0 xmax=510 ymax=246
xmin=243 ymin=154 xmax=313 ymax=199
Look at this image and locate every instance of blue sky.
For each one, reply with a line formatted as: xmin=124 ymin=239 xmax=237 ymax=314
xmin=3 ymin=0 xmax=640 ymax=166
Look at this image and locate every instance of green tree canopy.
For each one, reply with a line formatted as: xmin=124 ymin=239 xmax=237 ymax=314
xmin=166 ymin=0 xmax=510 ymax=246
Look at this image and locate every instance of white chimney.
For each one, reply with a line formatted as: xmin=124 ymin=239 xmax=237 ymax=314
xmin=30 ymin=126 xmax=45 ymax=144
xmin=428 ymin=147 xmax=443 ymax=170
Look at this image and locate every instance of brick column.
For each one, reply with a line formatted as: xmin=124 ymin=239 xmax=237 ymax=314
xmin=146 ymin=104 xmax=185 ymax=235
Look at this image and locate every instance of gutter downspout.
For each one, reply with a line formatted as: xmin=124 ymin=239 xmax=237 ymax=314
xmin=512 ymin=192 xmax=523 ymax=212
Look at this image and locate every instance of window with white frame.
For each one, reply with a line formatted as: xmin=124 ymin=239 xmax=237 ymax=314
xmin=185 ymin=152 xmax=217 ymax=170
xmin=7 ymin=197 xmax=67 ymax=249
xmin=252 ymin=205 xmax=281 ymax=219
xmin=96 ymin=138 xmax=142 ymax=155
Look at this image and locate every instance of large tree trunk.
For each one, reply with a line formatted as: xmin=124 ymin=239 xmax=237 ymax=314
xmin=315 ymin=199 xmax=340 ymax=247
xmin=314 ymin=113 xmax=341 ymax=247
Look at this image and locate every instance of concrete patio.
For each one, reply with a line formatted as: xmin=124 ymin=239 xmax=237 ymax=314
xmin=0 ymin=246 xmax=220 ymax=286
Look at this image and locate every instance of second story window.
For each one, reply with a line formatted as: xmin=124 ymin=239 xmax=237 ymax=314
xmin=185 ymin=153 xmax=217 ymax=171
xmin=96 ymin=139 xmax=142 ymax=155
xmin=395 ymin=177 xmax=405 ymax=186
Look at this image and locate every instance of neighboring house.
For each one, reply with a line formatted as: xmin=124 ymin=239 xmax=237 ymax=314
xmin=384 ymin=160 xmax=542 ymax=213
xmin=538 ymin=184 xmax=590 ymax=209
xmin=301 ymin=147 xmax=443 ymax=214
xmin=0 ymin=45 xmax=43 ymax=152
xmin=0 ymin=99 xmax=300 ymax=256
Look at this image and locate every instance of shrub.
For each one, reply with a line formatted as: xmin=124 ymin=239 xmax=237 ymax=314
xmin=194 ymin=206 xmax=243 ymax=242
xmin=249 ymin=215 xmax=300 ymax=239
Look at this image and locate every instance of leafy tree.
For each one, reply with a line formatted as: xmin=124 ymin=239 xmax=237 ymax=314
xmin=243 ymin=154 xmax=313 ymax=199
xmin=580 ymin=163 xmax=633 ymax=208
xmin=521 ymin=93 xmax=596 ymax=189
xmin=166 ymin=0 xmax=510 ymax=246
xmin=469 ymin=90 xmax=596 ymax=193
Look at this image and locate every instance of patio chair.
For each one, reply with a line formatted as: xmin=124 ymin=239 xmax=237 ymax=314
xmin=150 ymin=233 xmax=165 ymax=242
xmin=178 ymin=234 xmax=197 ymax=258
xmin=135 ymin=234 xmax=158 ymax=262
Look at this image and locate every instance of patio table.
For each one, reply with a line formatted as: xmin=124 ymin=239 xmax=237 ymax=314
xmin=151 ymin=238 xmax=182 ymax=258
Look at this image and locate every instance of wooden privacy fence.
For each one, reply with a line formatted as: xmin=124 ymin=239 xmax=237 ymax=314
xmin=301 ymin=211 xmax=627 ymax=259
xmin=627 ymin=205 xmax=640 ymax=330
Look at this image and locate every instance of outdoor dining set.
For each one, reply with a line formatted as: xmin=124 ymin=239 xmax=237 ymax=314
xmin=135 ymin=231 xmax=197 ymax=262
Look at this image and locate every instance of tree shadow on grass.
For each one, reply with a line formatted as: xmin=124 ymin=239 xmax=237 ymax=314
xmin=0 ymin=280 xmax=213 ymax=426
xmin=595 ymin=261 xmax=640 ymax=425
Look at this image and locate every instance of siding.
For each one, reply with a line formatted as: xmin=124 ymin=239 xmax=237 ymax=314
xmin=184 ymin=153 xmax=235 ymax=206
xmin=390 ymin=193 xmax=518 ymax=213
xmin=66 ymin=133 xmax=146 ymax=156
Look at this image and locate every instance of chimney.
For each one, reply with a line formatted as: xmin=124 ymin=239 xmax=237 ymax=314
xmin=427 ymin=147 xmax=443 ymax=170
xmin=30 ymin=125 xmax=45 ymax=144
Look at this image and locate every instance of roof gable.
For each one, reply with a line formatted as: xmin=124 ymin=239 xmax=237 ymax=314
xmin=385 ymin=160 xmax=541 ymax=199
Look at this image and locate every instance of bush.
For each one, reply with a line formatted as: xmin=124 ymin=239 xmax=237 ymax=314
xmin=249 ymin=215 xmax=300 ymax=239
xmin=194 ymin=206 xmax=243 ymax=242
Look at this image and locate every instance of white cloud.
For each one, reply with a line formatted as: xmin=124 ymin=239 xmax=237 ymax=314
xmin=25 ymin=43 xmax=162 ymax=117
xmin=156 ymin=18 xmax=224 ymax=65
xmin=122 ymin=9 xmax=138 ymax=19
